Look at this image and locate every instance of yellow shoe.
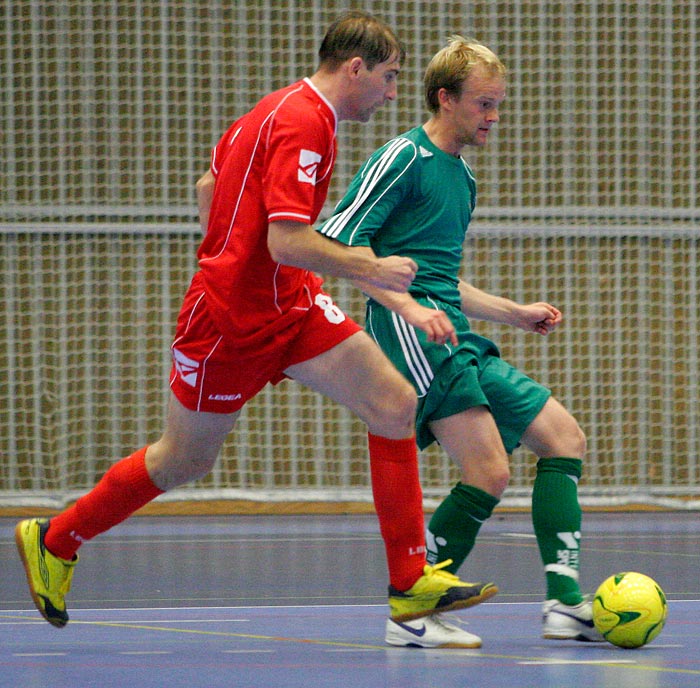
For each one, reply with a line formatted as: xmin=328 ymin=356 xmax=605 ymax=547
xmin=388 ymin=559 xmax=498 ymax=622
xmin=15 ymin=518 xmax=77 ymax=628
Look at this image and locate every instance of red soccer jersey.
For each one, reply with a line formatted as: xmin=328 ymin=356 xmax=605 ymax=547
xmin=198 ymin=78 xmax=338 ymax=348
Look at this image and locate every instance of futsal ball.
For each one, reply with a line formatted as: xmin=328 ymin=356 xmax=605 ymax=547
xmin=592 ymin=572 xmax=668 ymax=648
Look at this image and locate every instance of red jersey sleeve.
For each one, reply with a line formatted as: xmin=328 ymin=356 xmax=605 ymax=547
xmin=262 ymin=97 xmax=336 ymax=226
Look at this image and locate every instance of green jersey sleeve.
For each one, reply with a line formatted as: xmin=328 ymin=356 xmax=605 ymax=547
xmin=318 ymin=136 xmax=418 ymax=247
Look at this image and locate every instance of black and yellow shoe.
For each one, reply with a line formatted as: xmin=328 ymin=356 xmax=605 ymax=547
xmin=388 ymin=559 xmax=498 ymax=622
xmin=15 ymin=518 xmax=77 ymax=628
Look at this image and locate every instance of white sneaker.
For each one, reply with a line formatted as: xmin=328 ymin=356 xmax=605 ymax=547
xmin=385 ymin=614 xmax=482 ymax=648
xmin=542 ymin=599 xmax=604 ymax=641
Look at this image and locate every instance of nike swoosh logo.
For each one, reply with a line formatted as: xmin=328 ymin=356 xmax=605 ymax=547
xmin=395 ymin=621 xmax=427 ymax=637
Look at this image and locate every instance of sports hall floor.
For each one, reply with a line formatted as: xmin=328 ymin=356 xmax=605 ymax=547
xmin=1 ymin=509 xmax=699 ymax=687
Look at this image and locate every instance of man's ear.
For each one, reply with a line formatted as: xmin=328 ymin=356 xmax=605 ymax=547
xmin=346 ymin=56 xmax=365 ymax=78
xmin=438 ymin=87 xmax=455 ymax=111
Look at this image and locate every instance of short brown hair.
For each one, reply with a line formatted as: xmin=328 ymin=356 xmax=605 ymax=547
xmin=424 ymin=36 xmax=505 ymax=113
xmin=318 ymin=10 xmax=406 ymax=72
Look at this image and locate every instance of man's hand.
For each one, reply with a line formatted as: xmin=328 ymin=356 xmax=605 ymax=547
xmin=398 ymin=300 xmax=458 ymax=345
xmin=515 ymin=302 xmax=562 ymax=335
xmin=367 ymin=255 xmax=418 ymax=292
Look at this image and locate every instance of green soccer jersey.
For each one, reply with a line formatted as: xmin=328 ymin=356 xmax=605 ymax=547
xmin=319 ymin=126 xmax=476 ymax=309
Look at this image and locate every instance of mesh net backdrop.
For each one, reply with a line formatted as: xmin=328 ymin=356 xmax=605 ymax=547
xmin=1 ymin=1 xmax=699 ymax=507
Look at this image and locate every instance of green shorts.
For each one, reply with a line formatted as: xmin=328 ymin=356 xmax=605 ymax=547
xmin=366 ymin=298 xmax=551 ymax=452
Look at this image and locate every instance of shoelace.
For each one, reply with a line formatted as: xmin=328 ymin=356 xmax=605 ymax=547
xmin=57 ymin=560 xmax=74 ymax=595
xmin=424 ymin=559 xmax=461 ymax=583
xmin=430 ymin=613 xmax=469 ymax=631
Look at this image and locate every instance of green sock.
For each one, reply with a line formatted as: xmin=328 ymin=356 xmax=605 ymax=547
xmin=531 ymin=457 xmax=584 ymax=605
xmin=427 ymin=482 xmax=499 ymax=574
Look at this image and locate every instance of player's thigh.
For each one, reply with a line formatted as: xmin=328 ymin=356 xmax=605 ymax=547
xmin=284 ymin=330 xmax=416 ymax=435
xmin=430 ymin=407 xmax=510 ymax=495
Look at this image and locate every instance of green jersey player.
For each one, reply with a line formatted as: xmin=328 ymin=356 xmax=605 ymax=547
xmin=319 ymin=36 xmax=603 ymax=646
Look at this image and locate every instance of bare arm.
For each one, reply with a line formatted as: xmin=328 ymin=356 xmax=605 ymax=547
xmin=353 ymin=254 xmax=458 ymax=345
xmin=459 ymin=279 xmax=562 ymax=335
xmin=195 ymin=170 xmax=215 ymax=235
xmin=268 ymin=220 xmax=418 ymax=293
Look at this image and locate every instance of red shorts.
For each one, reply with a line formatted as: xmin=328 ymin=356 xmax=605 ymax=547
xmin=169 ymin=279 xmax=361 ymax=413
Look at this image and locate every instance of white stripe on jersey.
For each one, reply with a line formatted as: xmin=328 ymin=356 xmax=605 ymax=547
xmin=269 ymin=210 xmax=311 ymax=223
xmin=391 ymin=311 xmax=433 ymax=397
xmin=461 ymin=156 xmax=476 ymax=184
xmin=211 ymin=126 xmax=242 ymax=177
xmin=320 ymin=137 xmax=416 ymax=245
xmin=201 ymin=110 xmax=276 ymax=264
xmin=204 ymin=83 xmax=309 ymax=264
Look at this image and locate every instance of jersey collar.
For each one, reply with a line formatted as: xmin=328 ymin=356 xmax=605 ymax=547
xmin=303 ymin=77 xmax=338 ymax=134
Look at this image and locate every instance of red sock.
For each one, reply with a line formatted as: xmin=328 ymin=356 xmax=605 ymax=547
xmin=368 ymin=432 xmax=426 ymax=591
xmin=45 ymin=447 xmax=163 ymax=560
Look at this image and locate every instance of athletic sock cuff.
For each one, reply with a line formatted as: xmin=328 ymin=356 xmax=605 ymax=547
xmin=367 ymin=433 xmax=417 ymax=464
xmin=451 ymin=482 xmax=500 ymax=521
xmin=536 ymin=457 xmax=582 ymax=480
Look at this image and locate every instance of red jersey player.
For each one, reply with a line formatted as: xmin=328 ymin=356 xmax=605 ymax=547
xmin=16 ymin=11 xmax=496 ymax=645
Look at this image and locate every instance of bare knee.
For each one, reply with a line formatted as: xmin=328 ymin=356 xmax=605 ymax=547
xmin=523 ymin=399 xmax=587 ymax=459
xmin=145 ymin=438 xmax=219 ymax=491
xmin=550 ymin=415 xmax=587 ymax=459
xmin=489 ymin=460 xmax=511 ymax=497
xmin=144 ymin=396 xmax=237 ymax=491
xmin=364 ymin=376 xmax=417 ymax=439
xmin=462 ymin=454 xmax=510 ymax=498
xmin=570 ymin=422 xmax=587 ymax=458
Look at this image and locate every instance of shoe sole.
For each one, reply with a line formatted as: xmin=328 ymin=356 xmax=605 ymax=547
xmin=543 ymin=631 xmax=605 ymax=642
xmin=386 ymin=638 xmax=482 ymax=649
xmin=385 ymin=619 xmax=483 ymax=648
xmin=391 ymin=583 xmax=499 ymax=622
xmin=14 ymin=521 xmax=67 ymax=629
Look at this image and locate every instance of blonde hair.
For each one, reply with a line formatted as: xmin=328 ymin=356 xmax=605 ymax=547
xmin=424 ymin=36 xmax=505 ymax=113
